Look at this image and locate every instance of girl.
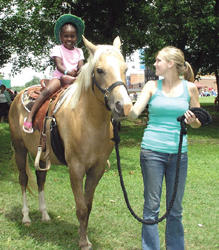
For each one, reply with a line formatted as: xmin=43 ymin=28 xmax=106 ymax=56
xmin=23 ymin=14 xmax=85 ymax=133
xmin=128 ymin=46 xmax=201 ymax=250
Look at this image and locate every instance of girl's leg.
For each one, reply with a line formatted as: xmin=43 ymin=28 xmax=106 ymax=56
xmin=140 ymin=149 xmax=167 ymax=250
xmin=165 ymin=152 xmax=188 ymax=250
xmin=60 ymin=75 xmax=76 ymax=86
xmin=24 ymin=78 xmax=61 ymax=131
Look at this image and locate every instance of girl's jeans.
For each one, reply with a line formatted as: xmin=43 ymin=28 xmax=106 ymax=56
xmin=140 ymin=149 xmax=188 ymax=250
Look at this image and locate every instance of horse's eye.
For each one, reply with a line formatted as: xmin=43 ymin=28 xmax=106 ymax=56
xmin=97 ymin=68 xmax=104 ymax=74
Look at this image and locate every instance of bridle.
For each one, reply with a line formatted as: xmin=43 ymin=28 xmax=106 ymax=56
xmin=92 ymin=74 xmax=128 ymax=111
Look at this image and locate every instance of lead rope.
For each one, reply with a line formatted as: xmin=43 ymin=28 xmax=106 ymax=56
xmin=112 ymin=119 xmax=187 ymax=225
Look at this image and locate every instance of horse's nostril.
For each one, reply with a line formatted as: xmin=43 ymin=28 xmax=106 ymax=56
xmin=115 ymin=101 xmax=123 ymax=112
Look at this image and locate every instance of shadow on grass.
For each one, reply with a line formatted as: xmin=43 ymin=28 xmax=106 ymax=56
xmin=5 ymin=205 xmax=100 ymax=250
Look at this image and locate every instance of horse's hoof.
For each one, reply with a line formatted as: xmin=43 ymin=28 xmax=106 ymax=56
xmin=42 ymin=218 xmax=51 ymax=223
xmin=22 ymin=216 xmax=31 ymax=225
xmin=42 ymin=213 xmax=51 ymax=222
xmin=80 ymin=242 xmax=92 ymax=250
xmin=24 ymin=222 xmax=31 ymax=227
xmin=81 ymin=247 xmax=92 ymax=250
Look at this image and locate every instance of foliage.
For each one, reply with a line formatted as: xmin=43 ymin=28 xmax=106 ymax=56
xmin=0 ymin=0 xmax=55 ymax=72
xmin=25 ymin=76 xmax=41 ymax=87
xmin=0 ymin=98 xmax=218 ymax=249
xmin=11 ymin=86 xmax=25 ymax=92
xmin=0 ymin=0 xmax=218 ymax=88
xmin=141 ymin=0 xmax=219 ymax=93
xmin=0 ymin=0 xmax=151 ymax=72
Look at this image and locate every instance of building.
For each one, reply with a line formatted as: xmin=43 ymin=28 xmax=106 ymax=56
xmin=126 ymin=49 xmax=157 ymax=93
xmin=194 ymin=75 xmax=217 ymax=90
xmin=126 ymin=50 xmax=145 ymax=91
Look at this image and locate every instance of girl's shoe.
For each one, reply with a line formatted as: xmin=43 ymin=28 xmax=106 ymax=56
xmin=23 ymin=117 xmax=34 ymax=133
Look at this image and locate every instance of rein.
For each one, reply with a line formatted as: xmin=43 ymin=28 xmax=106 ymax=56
xmin=112 ymin=119 xmax=186 ymax=224
xmin=112 ymin=107 xmax=212 ymax=225
xmin=92 ymin=75 xmax=128 ymax=110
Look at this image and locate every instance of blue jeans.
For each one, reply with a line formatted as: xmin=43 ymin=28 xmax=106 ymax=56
xmin=140 ymin=149 xmax=188 ymax=250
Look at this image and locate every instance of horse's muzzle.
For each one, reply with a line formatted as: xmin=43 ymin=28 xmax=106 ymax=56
xmin=112 ymin=101 xmax=132 ymax=120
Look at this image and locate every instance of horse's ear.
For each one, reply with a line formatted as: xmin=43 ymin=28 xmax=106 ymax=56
xmin=113 ymin=36 xmax=121 ymax=50
xmin=82 ymin=36 xmax=97 ymax=55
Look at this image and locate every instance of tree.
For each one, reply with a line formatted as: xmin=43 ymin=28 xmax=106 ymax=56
xmin=25 ymin=76 xmax=41 ymax=87
xmin=141 ymin=0 xmax=218 ymax=94
xmin=0 ymin=0 xmax=151 ymax=72
xmin=1 ymin=0 xmax=218 ymax=97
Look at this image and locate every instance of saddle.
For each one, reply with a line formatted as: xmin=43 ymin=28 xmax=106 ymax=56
xmin=22 ymin=79 xmax=70 ymax=171
xmin=23 ymin=79 xmax=68 ymax=132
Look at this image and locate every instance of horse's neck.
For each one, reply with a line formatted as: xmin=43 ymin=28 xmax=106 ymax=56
xmin=81 ymin=86 xmax=111 ymax=126
xmin=59 ymin=85 xmax=111 ymax=128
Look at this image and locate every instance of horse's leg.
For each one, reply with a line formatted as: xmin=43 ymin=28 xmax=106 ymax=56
xmin=36 ymin=160 xmax=50 ymax=221
xmin=84 ymin=165 xmax=105 ymax=230
xmin=68 ymin=165 xmax=91 ymax=250
xmin=14 ymin=144 xmax=31 ymax=224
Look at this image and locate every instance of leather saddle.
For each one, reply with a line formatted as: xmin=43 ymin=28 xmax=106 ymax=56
xmin=23 ymin=79 xmax=69 ymax=132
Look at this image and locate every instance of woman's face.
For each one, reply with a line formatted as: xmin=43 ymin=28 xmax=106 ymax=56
xmin=60 ymin=24 xmax=77 ymax=50
xmin=153 ymin=53 xmax=169 ymax=76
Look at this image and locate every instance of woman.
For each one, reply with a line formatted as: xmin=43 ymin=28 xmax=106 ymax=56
xmin=128 ymin=46 xmax=201 ymax=250
xmin=0 ymin=84 xmax=12 ymax=122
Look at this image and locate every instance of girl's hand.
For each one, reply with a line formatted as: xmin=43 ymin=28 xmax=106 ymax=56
xmin=68 ymin=69 xmax=77 ymax=77
xmin=184 ymin=110 xmax=201 ymax=128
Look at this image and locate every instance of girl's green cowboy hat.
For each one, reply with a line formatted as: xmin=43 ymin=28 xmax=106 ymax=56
xmin=54 ymin=14 xmax=85 ymax=44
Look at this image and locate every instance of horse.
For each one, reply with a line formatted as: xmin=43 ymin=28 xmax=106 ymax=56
xmin=8 ymin=36 xmax=132 ymax=250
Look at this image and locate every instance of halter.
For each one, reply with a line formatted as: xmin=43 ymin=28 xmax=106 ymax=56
xmin=92 ymin=74 xmax=128 ymax=111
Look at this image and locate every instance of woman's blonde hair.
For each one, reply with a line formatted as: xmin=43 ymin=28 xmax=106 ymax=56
xmin=158 ymin=46 xmax=194 ymax=82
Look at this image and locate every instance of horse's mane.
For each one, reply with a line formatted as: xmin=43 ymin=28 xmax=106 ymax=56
xmin=54 ymin=45 xmax=121 ymax=113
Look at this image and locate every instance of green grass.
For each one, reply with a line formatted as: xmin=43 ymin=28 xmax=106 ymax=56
xmin=0 ymin=98 xmax=218 ymax=250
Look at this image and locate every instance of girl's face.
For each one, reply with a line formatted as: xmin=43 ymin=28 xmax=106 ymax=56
xmin=60 ymin=24 xmax=77 ymax=50
xmin=153 ymin=53 xmax=170 ymax=76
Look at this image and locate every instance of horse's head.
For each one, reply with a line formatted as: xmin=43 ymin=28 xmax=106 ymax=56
xmin=83 ymin=36 xmax=132 ymax=120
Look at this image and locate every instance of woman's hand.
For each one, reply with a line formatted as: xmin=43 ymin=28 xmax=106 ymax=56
xmin=184 ymin=110 xmax=201 ymax=128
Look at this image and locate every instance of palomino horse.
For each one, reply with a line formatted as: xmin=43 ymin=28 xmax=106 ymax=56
xmin=9 ymin=36 xmax=132 ymax=250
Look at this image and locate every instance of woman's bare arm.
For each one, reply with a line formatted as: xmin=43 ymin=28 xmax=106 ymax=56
xmin=128 ymin=81 xmax=155 ymax=120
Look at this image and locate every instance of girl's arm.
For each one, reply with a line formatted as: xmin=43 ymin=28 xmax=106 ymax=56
xmin=185 ymin=82 xmax=201 ymax=128
xmin=76 ymin=59 xmax=84 ymax=75
xmin=54 ymin=57 xmax=84 ymax=77
xmin=68 ymin=60 xmax=84 ymax=77
xmin=128 ymin=81 xmax=155 ymax=120
xmin=53 ymin=56 xmax=66 ymax=74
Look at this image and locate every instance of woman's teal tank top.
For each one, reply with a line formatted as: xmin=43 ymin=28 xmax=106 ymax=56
xmin=141 ymin=79 xmax=190 ymax=153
